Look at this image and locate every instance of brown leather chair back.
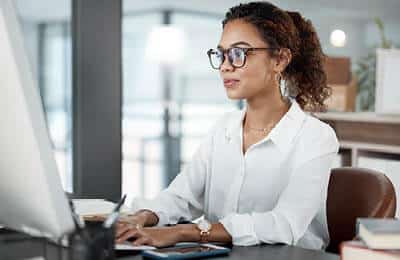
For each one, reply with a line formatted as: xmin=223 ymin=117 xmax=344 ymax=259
xmin=326 ymin=167 xmax=396 ymax=253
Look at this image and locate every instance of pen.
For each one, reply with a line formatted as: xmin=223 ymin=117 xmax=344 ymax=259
xmin=103 ymin=194 xmax=127 ymax=228
xmin=67 ymin=198 xmax=95 ymax=243
xmin=68 ymin=198 xmax=85 ymax=229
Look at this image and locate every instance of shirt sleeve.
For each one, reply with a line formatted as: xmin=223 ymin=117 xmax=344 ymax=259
xmin=219 ymin=127 xmax=339 ymax=246
xmin=130 ymin=122 xmax=217 ymax=226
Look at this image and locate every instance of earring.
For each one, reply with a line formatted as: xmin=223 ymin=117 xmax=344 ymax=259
xmin=275 ymin=72 xmax=282 ymax=83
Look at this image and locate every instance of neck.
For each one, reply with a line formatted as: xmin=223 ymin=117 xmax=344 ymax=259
xmin=244 ymin=89 xmax=289 ymax=129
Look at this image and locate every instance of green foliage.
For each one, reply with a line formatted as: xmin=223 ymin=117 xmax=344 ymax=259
xmin=354 ymin=18 xmax=395 ymax=111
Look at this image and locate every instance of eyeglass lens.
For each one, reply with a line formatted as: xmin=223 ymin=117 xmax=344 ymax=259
xmin=209 ymin=48 xmax=245 ymax=69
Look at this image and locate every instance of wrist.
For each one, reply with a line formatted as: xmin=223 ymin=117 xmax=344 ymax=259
xmin=197 ymin=219 xmax=212 ymax=243
xmin=177 ymin=224 xmax=201 ymax=242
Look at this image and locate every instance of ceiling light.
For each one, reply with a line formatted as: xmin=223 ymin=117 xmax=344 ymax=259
xmin=330 ymin=29 xmax=346 ymax=47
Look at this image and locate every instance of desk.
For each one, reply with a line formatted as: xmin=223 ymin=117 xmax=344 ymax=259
xmin=0 ymin=232 xmax=338 ymax=260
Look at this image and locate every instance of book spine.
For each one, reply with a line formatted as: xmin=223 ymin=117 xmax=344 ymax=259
xmin=339 ymin=242 xmax=345 ymax=260
xmin=355 ymin=218 xmax=361 ymax=239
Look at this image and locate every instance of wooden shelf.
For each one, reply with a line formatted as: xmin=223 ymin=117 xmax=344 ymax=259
xmin=340 ymin=141 xmax=400 ymax=155
xmin=314 ymin=112 xmax=400 ymax=124
xmin=316 ymin=112 xmax=400 ymax=218
xmin=338 ymin=141 xmax=400 ymax=166
xmin=314 ymin=112 xmax=400 ymax=166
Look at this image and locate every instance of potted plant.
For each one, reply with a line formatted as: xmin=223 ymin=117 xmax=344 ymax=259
xmin=355 ymin=18 xmax=395 ymax=111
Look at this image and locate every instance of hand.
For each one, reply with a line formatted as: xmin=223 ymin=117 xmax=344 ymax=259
xmin=116 ymin=226 xmax=182 ymax=248
xmin=115 ymin=214 xmax=147 ymax=238
xmin=85 ymin=209 xmax=157 ymax=226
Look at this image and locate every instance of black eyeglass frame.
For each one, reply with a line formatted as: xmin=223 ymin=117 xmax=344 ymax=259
xmin=207 ymin=47 xmax=279 ymax=70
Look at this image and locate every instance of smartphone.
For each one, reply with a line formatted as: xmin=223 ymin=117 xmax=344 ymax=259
xmin=141 ymin=243 xmax=231 ymax=259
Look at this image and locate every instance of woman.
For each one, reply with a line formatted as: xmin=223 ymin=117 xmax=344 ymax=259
xmin=116 ymin=1 xmax=339 ymax=250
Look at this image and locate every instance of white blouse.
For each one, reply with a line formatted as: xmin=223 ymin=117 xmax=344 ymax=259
xmin=131 ymin=100 xmax=339 ymax=250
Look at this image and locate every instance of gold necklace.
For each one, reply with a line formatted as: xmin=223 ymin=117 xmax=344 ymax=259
xmin=245 ymin=122 xmax=275 ymax=134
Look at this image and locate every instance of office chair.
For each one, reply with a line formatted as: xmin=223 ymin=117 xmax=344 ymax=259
xmin=326 ymin=167 xmax=396 ymax=254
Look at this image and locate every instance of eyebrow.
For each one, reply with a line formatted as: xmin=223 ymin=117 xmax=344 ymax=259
xmin=217 ymin=41 xmax=252 ymax=49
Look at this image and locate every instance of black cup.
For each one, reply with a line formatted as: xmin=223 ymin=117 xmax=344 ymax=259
xmin=69 ymin=220 xmax=115 ymax=260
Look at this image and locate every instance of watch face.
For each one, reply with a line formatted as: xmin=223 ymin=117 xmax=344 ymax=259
xmin=198 ymin=219 xmax=211 ymax=231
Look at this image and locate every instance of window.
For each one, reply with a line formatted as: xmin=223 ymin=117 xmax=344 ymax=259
xmin=16 ymin=2 xmax=72 ymax=191
xmin=122 ymin=14 xmax=164 ymax=199
xmin=121 ymin=8 xmax=240 ymax=200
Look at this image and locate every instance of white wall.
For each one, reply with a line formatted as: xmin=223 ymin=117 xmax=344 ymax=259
xmin=311 ymin=16 xmax=368 ymax=68
xmin=365 ymin=19 xmax=400 ymax=47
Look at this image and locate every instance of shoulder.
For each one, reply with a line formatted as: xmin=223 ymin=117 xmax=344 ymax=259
xmin=288 ymin=100 xmax=338 ymax=154
xmin=303 ymin=114 xmax=338 ymax=142
xmin=296 ymin=113 xmax=339 ymax=158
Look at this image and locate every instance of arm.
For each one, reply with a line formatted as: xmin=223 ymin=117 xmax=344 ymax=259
xmin=116 ymin=120 xmax=220 ymax=241
xmin=116 ymin=152 xmax=336 ymax=247
xmin=218 ymin=130 xmax=339 ymax=247
xmin=126 ymin=138 xmax=211 ymax=226
xmin=179 ymin=223 xmax=232 ymax=244
xmin=219 ymin=153 xmax=336 ymax=246
xmin=116 ymin=222 xmax=232 ymax=247
xmin=116 ymin=156 xmax=211 ymax=239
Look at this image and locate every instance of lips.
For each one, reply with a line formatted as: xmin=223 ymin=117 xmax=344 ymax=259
xmin=223 ymin=79 xmax=240 ymax=88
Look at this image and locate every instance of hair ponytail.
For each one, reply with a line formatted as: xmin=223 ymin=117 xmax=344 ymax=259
xmin=285 ymin=11 xmax=329 ymax=111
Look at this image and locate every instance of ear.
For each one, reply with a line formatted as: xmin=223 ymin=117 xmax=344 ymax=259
xmin=272 ymin=48 xmax=292 ymax=74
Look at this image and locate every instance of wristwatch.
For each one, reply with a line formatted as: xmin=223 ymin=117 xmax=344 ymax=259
xmin=196 ymin=219 xmax=212 ymax=243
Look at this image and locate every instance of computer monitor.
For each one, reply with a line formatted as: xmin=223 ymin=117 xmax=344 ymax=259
xmin=0 ymin=0 xmax=75 ymax=240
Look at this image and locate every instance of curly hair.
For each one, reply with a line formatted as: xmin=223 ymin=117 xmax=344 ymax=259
xmin=222 ymin=2 xmax=330 ymax=111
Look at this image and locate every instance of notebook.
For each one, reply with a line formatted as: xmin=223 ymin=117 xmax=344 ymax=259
xmin=341 ymin=240 xmax=400 ymax=260
xmin=357 ymin=218 xmax=400 ymax=249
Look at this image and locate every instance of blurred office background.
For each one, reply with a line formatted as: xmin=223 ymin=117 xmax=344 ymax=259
xmin=14 ymin=0 xmax=400 ymax=207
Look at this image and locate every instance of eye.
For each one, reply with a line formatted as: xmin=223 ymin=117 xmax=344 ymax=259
xmin=231 ymin=48 xmax=244 ymax=58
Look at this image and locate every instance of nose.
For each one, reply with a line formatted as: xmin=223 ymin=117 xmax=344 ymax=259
xmin=220 ymin=53 xmax=234 ymax=72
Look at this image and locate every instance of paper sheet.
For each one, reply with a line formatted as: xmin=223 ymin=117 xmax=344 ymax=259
xmin=115 ymin=242 xmax=155 ymax=251
xmin=72 ymin=199 xmax=130 ymax=217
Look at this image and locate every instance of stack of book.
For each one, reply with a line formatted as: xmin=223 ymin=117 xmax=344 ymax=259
xmin=341 ymin=218 xmax=400 ymax=260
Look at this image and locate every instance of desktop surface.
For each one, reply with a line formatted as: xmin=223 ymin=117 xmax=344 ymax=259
xmin=0 ymin=229 xmax=339 ymax=260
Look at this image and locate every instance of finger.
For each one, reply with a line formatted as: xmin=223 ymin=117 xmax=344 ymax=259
xmin=115 ymin=224 xmax=132 ymax=238
xmin=116 ymin=222 xmax=126 ymax=227
xmin=116 ymin=229 xmax=140 ymax=243
xmin=116 ymin=223 xmax=127 ymax=231
xmin=116 ymin=223 xmax=142 ymax=238
xmin=133 ymin=236 xmax=151 ymax=246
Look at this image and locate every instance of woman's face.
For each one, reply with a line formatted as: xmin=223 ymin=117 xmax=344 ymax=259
xmin=218 ymin=19 xmax=278 ymax=100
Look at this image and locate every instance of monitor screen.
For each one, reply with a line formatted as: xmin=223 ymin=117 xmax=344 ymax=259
xmin=0 ymin=0 xmax=74 ymax=240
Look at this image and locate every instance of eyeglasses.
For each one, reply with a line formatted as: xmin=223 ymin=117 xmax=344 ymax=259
xmin=207 ymin=47 xmax=278 ymax=70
